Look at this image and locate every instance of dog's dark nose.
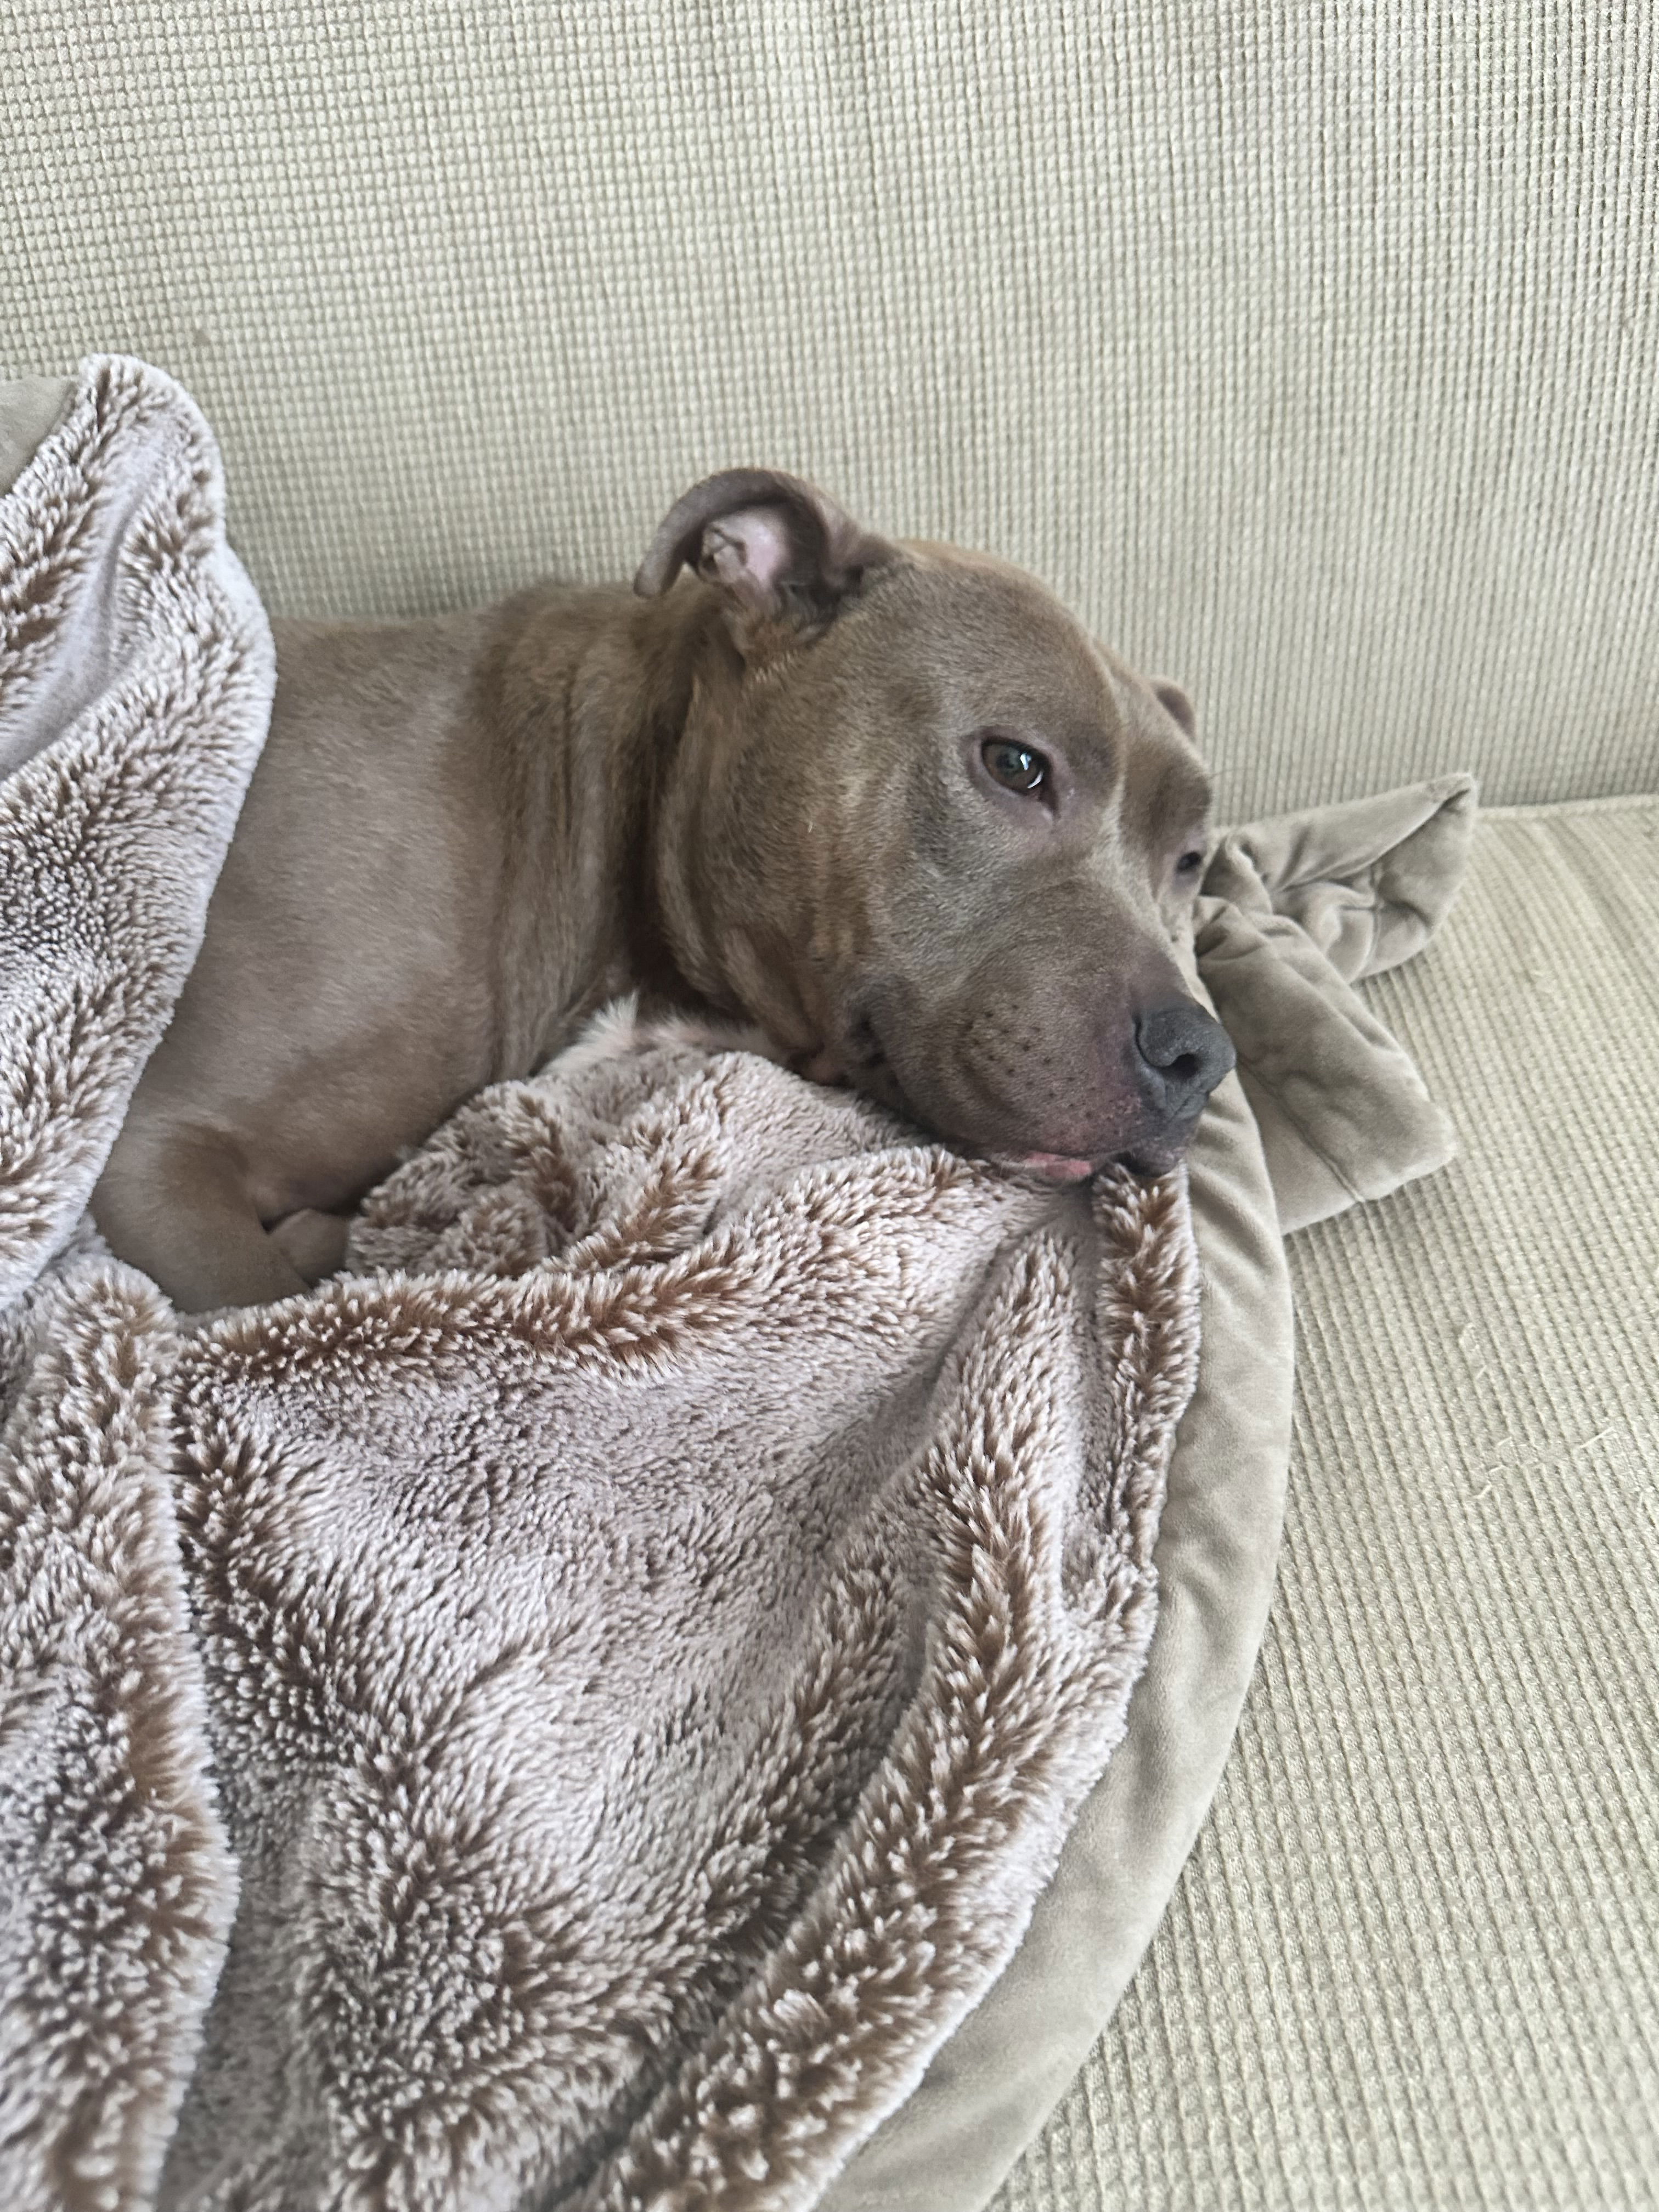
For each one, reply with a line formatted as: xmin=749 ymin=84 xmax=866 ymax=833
xmin=1133 ymin=999 xmax=1237 ymax=1121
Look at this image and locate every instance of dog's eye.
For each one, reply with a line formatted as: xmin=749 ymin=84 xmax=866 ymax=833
xmin=981 ymin=737 xmax=1049 ymax=794
xmin=1175 ymin=849 xmax=1205 ymax=878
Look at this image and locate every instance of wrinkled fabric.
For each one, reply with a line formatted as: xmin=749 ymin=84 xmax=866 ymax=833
xmin=1196 ymin=778 xmax=1475 ymax=1231
xmin=0 ymin=358 xmax=272 ymax=2211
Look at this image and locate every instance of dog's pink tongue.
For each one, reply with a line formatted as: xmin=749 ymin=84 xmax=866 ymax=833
xmin=1016 ymin=1151 xmax=1096 ymax=1183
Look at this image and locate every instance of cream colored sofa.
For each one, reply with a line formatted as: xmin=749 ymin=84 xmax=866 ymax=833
xmin=4 ymin=6 xmax=1654 ymax=2208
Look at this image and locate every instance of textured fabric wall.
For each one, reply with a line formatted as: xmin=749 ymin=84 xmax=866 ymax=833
xmin=995 ymin=798 xmax=1659 ymax=2212
xmin=4 ymin=2 xmax=1657 ymax=818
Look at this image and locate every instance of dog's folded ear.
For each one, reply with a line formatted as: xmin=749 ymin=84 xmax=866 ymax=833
xmin=1152 ymin=680 xmax=1198 ymax=737
xmin=634 ymin=469 xmax=897 ymax=650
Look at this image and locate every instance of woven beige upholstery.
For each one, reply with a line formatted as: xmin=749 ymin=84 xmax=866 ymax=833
xmin=996 ymin=797 xmax=1659 ymax=2211
xmin=4 ymin=3 xmax=1657 ymax=820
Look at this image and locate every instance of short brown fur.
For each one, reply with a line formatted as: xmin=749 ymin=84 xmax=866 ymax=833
xmin=93 ymin=471 xmax=1229 ymax=1310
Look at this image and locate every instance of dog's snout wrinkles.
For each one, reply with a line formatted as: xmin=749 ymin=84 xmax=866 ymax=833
xmin=1133 ymin=1000 xmax=1236 ymax=1121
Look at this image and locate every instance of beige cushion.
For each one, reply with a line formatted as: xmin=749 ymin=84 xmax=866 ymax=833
xmin=5 ymin=6 xmax=1658 ymax=816
xmin=994 ymin=795 xmax=1659 ymax=2211
xmin=0 ymin=376 xmax=70 ymax=496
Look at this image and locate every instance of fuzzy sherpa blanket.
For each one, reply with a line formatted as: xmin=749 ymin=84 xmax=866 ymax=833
xmin=0 ymin=360 xmax=1471 ymax=2212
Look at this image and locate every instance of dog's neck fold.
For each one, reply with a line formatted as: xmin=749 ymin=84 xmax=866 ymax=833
xmin=478 ymin=580 xmax=791 ymax=1076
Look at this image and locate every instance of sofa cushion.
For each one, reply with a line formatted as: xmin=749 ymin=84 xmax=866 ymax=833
xmin=6 ymin=8 xmax=1659 ymax=818
xmin=996 ymin=795 xmax=1659 ymax=2211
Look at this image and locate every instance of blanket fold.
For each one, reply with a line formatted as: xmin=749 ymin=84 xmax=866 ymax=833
xmin=0 ymin=359 xmax=1470 ymax=2212
xmin=1196 ymin=776 xmax=1475 ymax=1232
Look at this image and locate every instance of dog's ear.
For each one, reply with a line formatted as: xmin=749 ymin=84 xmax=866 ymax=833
xmin=1152 ymin=680 xmax=1198 ymax=737
xmin=634 ymin=469 xmax=896 ymax=651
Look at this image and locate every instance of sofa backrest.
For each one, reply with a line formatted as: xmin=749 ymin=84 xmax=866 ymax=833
xmin=6 ymin=3 xmax=1656 ymax=816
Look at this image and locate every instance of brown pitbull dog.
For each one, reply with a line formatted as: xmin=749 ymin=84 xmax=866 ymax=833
xmin=92 ymin=470 xmax=1235 ymax=1312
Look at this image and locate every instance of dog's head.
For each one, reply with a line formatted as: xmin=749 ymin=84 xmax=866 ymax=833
xmin=637 ymin=469 xmax=1234 ymax=1180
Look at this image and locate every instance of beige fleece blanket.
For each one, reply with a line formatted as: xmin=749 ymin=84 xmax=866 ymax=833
xmin=0 ymin=360 xmax=1471 ymax=2212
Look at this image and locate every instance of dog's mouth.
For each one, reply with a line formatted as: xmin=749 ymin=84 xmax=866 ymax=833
xmin=831 ymin=1012 xmax=1187 ymax=1186
xmin=989 ymin=1136 xmax=1197 ymax=1186
xmin=994 ymin=1149 xmax=1097 ymax=1183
